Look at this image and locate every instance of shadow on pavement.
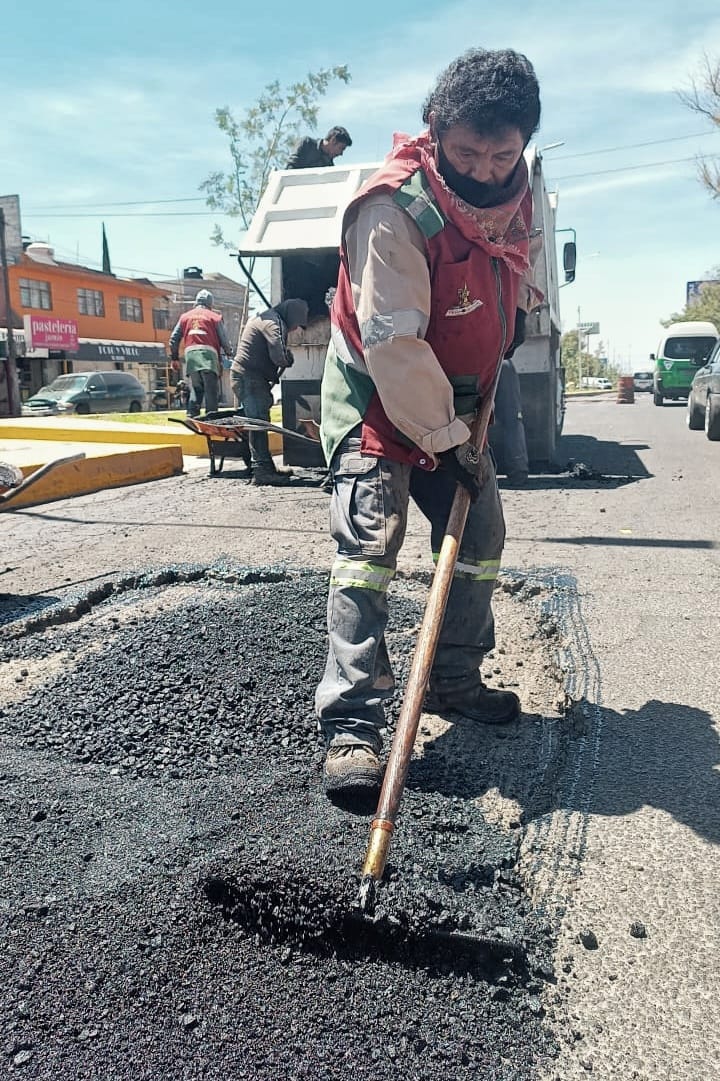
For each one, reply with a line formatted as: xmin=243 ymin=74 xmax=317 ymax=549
xmin=542 ymin=535 xmax=717 ymax=550
xmin=499 ymin=433 xmax=652 ymax=490
xmin=408 ymin=697 xmax=720 ymax=847
xmin=10 ymin=508 xmax=329 ymax=534
xmin=558 ymin=432 xmax=652 ymax=479
xmin=197 ymin=467 xmax=328 ymax=490
xmin=500 ymin=432 xmax=653 ymax=491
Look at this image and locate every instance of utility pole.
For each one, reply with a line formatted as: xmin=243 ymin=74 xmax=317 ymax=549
xmin=0 ymin=208 xmax=20 ymax=417
xmin=577 ymin=306 xmax=583 ymax=389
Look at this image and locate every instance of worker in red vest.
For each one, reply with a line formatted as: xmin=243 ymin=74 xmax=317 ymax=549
xmin=169 ymin=290 xmax=232 ymax=416
xmin=314 ymin=48 xmax=543 ymax=799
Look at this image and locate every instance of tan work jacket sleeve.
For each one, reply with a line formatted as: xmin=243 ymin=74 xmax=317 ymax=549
xmin=345 ymin=193 xmax=470 ymax=457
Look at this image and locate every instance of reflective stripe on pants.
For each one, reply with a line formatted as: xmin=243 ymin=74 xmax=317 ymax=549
xmin=432 ymin=553 xmax=501 ymax=582
xmin=329 ymin=558 xmax=396 ymax=592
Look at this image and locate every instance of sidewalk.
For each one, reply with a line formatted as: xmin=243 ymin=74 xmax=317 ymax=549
xmin=0 ymin=416 xmax=203 ymax=510
xmin=0 ymin=415 xmax=207 ymax=456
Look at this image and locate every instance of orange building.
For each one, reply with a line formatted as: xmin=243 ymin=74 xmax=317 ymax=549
xmin=7 ymin=242 xmax=173 ymax=400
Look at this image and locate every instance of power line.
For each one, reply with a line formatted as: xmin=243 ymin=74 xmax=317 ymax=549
xmin=549 ymin=152 xmax=720 ymax=182
xmin=23 ymin=132 xmax=720 ymax=213
xmin=26 ymin=152 xmax=720 ymax=216
xmin=549 ymin=130 xmax=720 ymax=160
xmin=25 ymin=196 xmax=207 ymax=210
xmin=23 ymin=211 xmax=219 ymax=219
xmin=22 ymin=142 xmax=720 ymax=220
xmin=27 ymin=236 xmax=189 ymax=281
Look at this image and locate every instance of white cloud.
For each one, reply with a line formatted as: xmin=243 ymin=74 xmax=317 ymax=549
xmin=6 ymin=0 xmax=719 ymax=363
xmin=610 ymin=19 xmax=720 ymax=95
xmin=556 ymin=163 xmax=696 ymax=200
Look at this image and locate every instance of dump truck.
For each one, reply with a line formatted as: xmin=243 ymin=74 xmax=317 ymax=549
xmin=236 ymin=149 xmax=575 ymax=470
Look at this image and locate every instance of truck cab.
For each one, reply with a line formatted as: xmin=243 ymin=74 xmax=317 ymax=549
xmin=237 ymin=149 xmax=572 ymax=469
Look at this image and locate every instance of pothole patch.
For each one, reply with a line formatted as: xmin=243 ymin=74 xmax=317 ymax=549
xmin=0 ymin=561 xmax=580 ymax=1080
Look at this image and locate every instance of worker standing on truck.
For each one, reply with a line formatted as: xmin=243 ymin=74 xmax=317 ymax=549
xmin=314 ymin=47 xmax=543 ymax=798
xmin=231 ymin=298 xmax=309 ymax=487
xmin=169 ymin=290 xmax=232 ymax=417
xmin=286 ymin=126 xmax=353 ymax=169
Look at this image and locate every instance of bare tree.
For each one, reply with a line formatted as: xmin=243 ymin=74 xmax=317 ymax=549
xmin=200 ymin=67 xmax=350 ymax=320
xmin=678 ymin=54 xmax=720 ymax=199
xmin=201 ymin=67 xmax=351 ymax=247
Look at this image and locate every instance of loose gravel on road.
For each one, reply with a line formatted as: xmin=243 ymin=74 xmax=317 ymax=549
xmin=1 ymin=563 xmax=575 ymax=1079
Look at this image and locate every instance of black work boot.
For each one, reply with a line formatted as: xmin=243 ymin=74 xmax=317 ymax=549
xmin=424 ymin=673 xmax=520 ymax=724
xmin=251 ymin=466 xmax=291 ymax=487
xmin=323 ymin=744 xmax=383 ymax=796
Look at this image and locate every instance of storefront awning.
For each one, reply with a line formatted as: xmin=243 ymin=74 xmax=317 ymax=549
xmin=74 ymin=339 xmax=167 ymax=364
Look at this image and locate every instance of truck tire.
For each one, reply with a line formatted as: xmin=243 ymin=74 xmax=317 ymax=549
xmin=653 ymin=389 xmax=664 ymax=406
xmin=686 ymin=391 xmax=704 ymax=430
xmin=705 ymin=393 xmax=720 ymax=441
xmin=556 ymin=368 xmax=566 ymax=438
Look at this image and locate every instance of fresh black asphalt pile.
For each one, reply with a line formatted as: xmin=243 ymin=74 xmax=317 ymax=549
xmin=0 ymin=565 xmax=560 ymax=1079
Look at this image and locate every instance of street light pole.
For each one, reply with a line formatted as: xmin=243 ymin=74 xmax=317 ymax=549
xmin=0 ymin=209 xmax=20 ymax=417
xmin=577 ymin=306 xmax=583 ymax=389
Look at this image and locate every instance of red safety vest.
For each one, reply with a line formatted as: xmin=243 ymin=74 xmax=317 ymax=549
xmin=178 ymin=306 xmax=225 ymax=356
xmin=327 ymin=133 xmax=533 ymax=469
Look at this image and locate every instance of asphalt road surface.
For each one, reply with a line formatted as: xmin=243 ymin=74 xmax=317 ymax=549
xmin=505 ymin=392 xmax=720 ymax=1079
xmin=1 ymin=392 xmax=719 ymax=1080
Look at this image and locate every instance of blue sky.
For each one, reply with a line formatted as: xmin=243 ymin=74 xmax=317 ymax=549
xmin=3 ymin=0 xmax=719 ymax=369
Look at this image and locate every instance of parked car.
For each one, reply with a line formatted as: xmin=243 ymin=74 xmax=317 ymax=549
xmin=633 ymin=370 xmax=654 ymax=393
xmin=22 ymin=371 xmax=146 ymax=417
xmin=686 ymin=339 xmax=720 ymax=440
xmin=580 ymin=376 xmax=613 ymax=390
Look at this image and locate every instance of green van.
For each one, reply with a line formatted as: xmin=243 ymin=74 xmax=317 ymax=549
xmin=652 ymin=321 xmax=719 ymax=406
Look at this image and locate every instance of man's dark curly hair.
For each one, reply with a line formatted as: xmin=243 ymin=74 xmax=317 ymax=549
xmin=422 ymin=48 xmax=541 ymax=142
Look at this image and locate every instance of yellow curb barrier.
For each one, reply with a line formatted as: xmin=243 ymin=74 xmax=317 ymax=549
xmin=1 ymin=445 xmax=184 ymax=511
xmin=0 ymin=419 xmax=207 ymax=457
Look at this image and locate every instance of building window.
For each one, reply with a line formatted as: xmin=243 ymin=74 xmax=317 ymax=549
xmin=152 ymin=308 xmax=170 ymax=330
xmin=77 ymin=287 xmax=105 ymax=317
xmin=119 ymin=296 xmax=144 ymax=323
xmin=19 ymin=278 xmax=52 ymax=310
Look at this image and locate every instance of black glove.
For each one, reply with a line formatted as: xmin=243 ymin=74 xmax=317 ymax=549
xmin=504 ymin=308 xmax=526 ymax=359
xmin=438 ymin=443 xmax=483 ymax=502
xmin=283 ymin=349 xmax=294 ymax=369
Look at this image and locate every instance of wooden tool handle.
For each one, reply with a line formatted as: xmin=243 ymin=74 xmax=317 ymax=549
xmin=359 ymin=359 xmax=505 ymax=906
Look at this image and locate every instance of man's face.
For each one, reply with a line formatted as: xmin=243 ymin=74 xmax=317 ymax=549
xmin=437 ymin=123 xmax=525 ymax=186
xmin=325 ymin=136 xmax=348 ymax=161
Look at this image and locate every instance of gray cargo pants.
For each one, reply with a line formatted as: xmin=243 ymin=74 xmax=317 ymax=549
xmin=231 ymin=373 xmax=274 ymax=469
xmin=315 ymin=429 xmax=506 ymax=751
